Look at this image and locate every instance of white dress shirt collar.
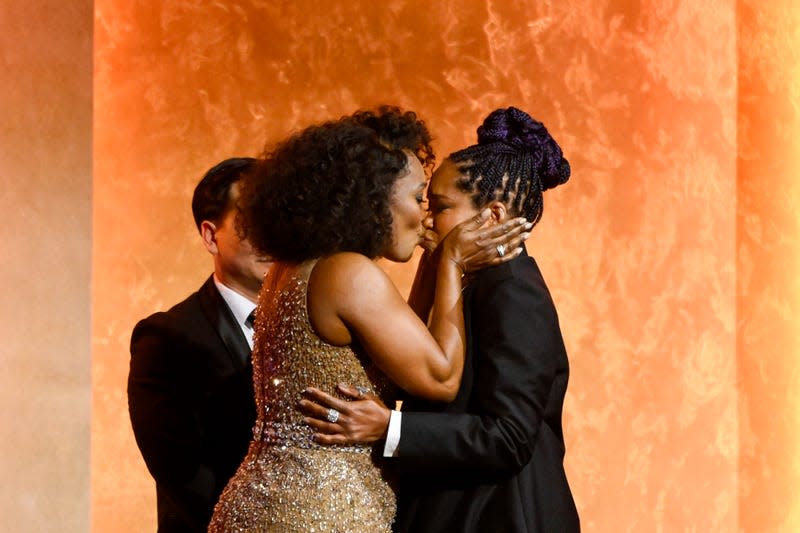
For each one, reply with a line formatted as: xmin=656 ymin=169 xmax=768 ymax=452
xmin=213 ymin=275 xmax=257 ymax=350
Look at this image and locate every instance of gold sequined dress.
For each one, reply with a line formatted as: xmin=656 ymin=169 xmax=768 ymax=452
xmin=208 ymin=260 xmax=397 ymax=532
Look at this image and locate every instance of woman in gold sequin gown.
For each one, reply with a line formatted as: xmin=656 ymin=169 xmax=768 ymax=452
xmin=207 ymin=107 xmax=528 ymax=532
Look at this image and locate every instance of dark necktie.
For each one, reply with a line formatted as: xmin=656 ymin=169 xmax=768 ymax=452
xmin=245 ymin=310 xmax=256 ymax=330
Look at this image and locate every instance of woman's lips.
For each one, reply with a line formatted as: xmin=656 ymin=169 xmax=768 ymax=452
xmin=420 ymin=234 xmax=438 ymax=252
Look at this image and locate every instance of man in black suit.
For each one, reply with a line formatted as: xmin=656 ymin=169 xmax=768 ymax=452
xmin=128 ymin=158 xmax=270 ymax=533
xmin=299 ymin=107 xmax=580 ymax=532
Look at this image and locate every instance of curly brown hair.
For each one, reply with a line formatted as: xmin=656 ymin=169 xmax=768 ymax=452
xmin=238 ymin=106 xmax=434 ymax=262
xmin=346 ymin=105 xmax=435 ymax=171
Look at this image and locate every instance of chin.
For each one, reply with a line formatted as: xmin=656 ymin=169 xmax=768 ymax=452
xmin=385 ymin=247 xmax=416 ymax=264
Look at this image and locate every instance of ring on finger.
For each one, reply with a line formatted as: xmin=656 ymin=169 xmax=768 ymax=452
xmin=355 ymin=386 xmax=371 ymax=396
xmin=496 ymin=244 xmax=506 ymax=257
xmin=326 ymin=408 xmax=340 ymax=423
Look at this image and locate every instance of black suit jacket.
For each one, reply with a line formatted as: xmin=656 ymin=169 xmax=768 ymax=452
xmin=128 ymin=276 xmax=256 ymax=533
xmin=394 ymin=249 xmax=579 ymax=532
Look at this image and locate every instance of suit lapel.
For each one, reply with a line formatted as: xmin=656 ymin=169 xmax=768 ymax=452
xmin=198 ymin=276 xmax=252 ymax=370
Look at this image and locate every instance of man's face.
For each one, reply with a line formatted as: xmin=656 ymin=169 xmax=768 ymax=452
xmin=204 ymin=182 xmax=271 ymax=300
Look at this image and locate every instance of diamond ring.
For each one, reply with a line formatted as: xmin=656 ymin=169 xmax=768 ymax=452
xmin=355 ymin=386 xmax=371 ymax=396
xmin=496 ymin=244 xmax=506 ymax=257
xmin=326 ymin=408 xmax=340 ymax=424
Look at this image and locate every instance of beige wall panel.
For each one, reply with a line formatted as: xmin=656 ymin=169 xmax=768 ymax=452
xmin=0 ymin=2 xmax=92 ymax=532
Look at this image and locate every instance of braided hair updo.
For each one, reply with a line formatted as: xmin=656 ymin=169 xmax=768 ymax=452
xmin=449 ymin=106 xmax=570 ymax=226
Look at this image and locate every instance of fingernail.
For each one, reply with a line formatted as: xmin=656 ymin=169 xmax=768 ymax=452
xmin=524 ymin=222 xmax=533 ymax=229
xmin=515 ymin=247 xmax=523 ymax=254
xmin=522 ymin=232 xmax=531 ymax=240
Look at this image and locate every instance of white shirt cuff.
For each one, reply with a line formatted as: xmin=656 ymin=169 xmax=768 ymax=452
xmin=382 ymin=410 xmax=402 ymax=457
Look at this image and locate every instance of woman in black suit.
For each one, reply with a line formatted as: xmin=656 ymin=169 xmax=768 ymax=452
xmin=301 ymin=106 xmax=580 ymax=532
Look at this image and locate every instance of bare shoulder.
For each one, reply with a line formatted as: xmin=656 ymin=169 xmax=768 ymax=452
xmin=310 ymin=252 xmax=394 ymax=298
xmin=307 ymin=252 xmax=400 ymax=345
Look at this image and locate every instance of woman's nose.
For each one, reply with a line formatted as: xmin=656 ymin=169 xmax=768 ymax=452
xmin=422 ymin=213 xmax=433 ymax=229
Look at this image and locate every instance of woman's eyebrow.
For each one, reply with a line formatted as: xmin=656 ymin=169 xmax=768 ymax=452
xmin=427 ymin=192 xmax=452 ymax=201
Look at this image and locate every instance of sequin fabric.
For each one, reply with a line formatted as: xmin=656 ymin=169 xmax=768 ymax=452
xmin=208 ymin=261 xmax=397 ymax=532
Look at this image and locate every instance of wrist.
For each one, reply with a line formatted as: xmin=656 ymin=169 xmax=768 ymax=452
xmin=380 ymin=407 xmax=391 ymax=439
xmin=438 ymin=241 xmax=465 ymax=275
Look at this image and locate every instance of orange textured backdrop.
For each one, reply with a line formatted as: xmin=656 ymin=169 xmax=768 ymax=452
xmin=737 ymin=0 xmax=800 ymax=530
xmin=84 ymin=2 xmax=799 ymax=532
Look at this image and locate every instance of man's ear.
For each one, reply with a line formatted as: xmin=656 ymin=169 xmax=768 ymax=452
xmin=199 ymin=220 xmax=219 ymax=255
xmin=486 ymin=201 xmax=509 ymax=225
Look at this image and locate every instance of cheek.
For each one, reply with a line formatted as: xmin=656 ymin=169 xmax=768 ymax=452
xmin=434 ymin=205 xmax=480 ymax=237
xmin=403 ymin=201 xmax=423 ymax=228
xmin=433 ymin=213 xmax=455 ymax=237
xmin=390 ymin=205 xmax=418 ymax=241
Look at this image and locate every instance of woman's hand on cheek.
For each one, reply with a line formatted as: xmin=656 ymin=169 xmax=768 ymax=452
xmin=442 ymin=209 xmax=532 ymax=274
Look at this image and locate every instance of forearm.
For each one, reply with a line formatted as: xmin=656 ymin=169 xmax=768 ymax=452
xmin=397 ymin=411 xmax=536 ymax=472
xmin=407 ymin=249 xmax=437 ymax=323
xmin=424 ymin=252 xmax=465 ymax=390
xmin=128 ymin=381 xmax=204 ymax=483
xmin=129 ymin=409 xmax=204 ymax=483
xmin=129 ymin=324 xmax=216 ymax=498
